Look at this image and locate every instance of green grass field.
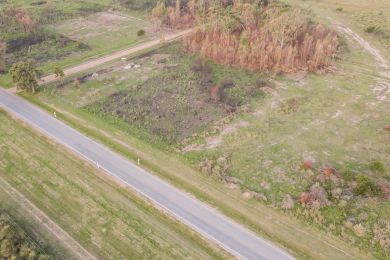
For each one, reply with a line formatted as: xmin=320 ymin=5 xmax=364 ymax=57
xmin=0 ymin=110 xmax=229 ymax=259
xmin=291 ymin=0 xmax=390 ymax=59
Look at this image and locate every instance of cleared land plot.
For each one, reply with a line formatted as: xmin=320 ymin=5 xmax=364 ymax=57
xmin=43 ymin=44 xmax=267 ymax=143
xmin=0 ymin=0 xmax=156 ymax=87
xmin=51 ymin=12 xmax=151 ymax=49
xmin=0 ymin=110 xmax=229 ymax=260
xmin=43 ymin=11 xmax=155 ymax=70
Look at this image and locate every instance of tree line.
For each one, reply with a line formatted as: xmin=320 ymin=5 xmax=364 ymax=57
xmin=152 ymin=0 xmax=339 ymax=73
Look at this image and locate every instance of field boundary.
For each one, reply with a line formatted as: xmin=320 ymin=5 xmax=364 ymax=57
xmin=0 ymin=176 xmax=96 ymax=260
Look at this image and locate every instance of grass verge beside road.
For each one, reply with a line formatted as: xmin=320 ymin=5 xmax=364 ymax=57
xmin=0 ymin=109 xmax=229 ymax=259
xmin=21 ymin=85 xmax=369 ymax=260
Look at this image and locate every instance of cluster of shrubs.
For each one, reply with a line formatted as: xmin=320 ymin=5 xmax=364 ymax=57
xmin=290 ymin=158 xmax=390 ymax=253
xmin=300 ymin=159 xmax=388 ymax=202
xmin=151 ymin=0 xmax=340 ymax=73
xmin=0 ymin=213 xmax=50 ymax=259
xmin=198 ymin=156 xmax=231 ymax=180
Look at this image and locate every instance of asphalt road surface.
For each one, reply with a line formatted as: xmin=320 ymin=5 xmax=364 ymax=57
xmin=0 ymin=88 xmax=295 ymax=260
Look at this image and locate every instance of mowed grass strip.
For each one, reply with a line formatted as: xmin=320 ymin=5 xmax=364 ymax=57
xmin=0 ymin=183 xmax=78 ymax=259
xmin=0 ymin=110 xmax=230 ymax=260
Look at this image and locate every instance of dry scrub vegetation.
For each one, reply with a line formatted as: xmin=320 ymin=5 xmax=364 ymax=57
xmin=0 ymin=212 xmax=50 ymax=259
xmin=152 ymin=0 xmax=339 ymax=73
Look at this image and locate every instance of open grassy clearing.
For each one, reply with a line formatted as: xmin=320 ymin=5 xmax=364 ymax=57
xmin=292 ymin=0 xmax=390 ymax=59
xmin=0 ymin=0 xmax=159 ymax=87
xmin=24 ymin=41 xmax=377 ymax=259
xmin=0 ymin=110 xmax=230 ymax=259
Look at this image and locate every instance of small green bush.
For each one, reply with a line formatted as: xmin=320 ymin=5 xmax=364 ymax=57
xmin=354 ymin=175 xmax=380 ymax=196
xmin=365 ymin=26 xmax=376 ymax=33
xmin=369 ymin=160 xmax=386 ymax=174
xmin=137 ymin=29 xmax=145 ymax=36
xmin=336 ymin=8 xmax=343 ymax=12
xmin=341 ymin=169 xmax=355 ymax=182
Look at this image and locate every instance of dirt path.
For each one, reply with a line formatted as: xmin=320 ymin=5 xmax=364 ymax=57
xmin=8 ymin=29 xmax=192 ymax=93
xmin=269 ymin=20 xmax=390 ymax=147
xmin=332 ymin=19 xmax=390 ymax=102
xmin=40 ymin=29 xmax=192 ymax=84
xmin=0 ymin=176 xmax=97 ymax=260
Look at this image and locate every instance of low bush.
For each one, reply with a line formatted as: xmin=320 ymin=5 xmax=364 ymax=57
xmin=0 ymin=212 xmax=50 ymax=259
xmin=369 ymin=160 xmax=386 ymax=174
xmin=137 ymin=29 xmax=145 ymax=36
xmin=354 ymin=175 xmax=381 ymax=196
xmin=365 ymin=26 xmax=377 ymax=33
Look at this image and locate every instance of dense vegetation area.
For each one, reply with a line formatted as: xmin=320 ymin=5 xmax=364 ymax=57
xmin=0 ymin=211 xmax=50 ymax=259
xmin=152 ymin=0 xmax=339 ymax=73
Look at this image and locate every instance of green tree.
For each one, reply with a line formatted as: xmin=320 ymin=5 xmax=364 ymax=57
xmin=53 ymin=66 xmax=65 ymax=85
xmin=53 ymin=67 xmax=64 ymax=79
xmin=9 ymin=60 xmax=42 ymax=93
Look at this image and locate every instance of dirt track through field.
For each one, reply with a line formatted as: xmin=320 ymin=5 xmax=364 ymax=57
xmin=40 ymin=29 xmax=192 ymax=84
xmin=6 ymin=29 xmax=192 ymax=93
xmin=0 ymin=176 xmax=97 ymax=260
xmin=332 ymin=19 xmax=390 ymax=102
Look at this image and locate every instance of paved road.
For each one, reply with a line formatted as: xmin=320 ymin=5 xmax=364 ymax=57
xmin=0 ymin=88 xmax=294 ymax=260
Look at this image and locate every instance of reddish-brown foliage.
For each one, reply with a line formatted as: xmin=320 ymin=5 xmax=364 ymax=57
xmin=317 ymin=166 xmax=341 ymax=183
xmin=184 ymin=23 xmax=338 ymax=73
xmin=15 ymin=9 xmax=35 ymax=32
xmin=299 ymin=184 xmax=329 ymax=207
xmin=210 ymin=85 xmax=219 ymax=100
xmin=299 ymin=192 xmax=312 ymax=205
xmin=153 ymin=0 xmax=339 ymax=73
xmin=0 ymin=7 xmax=35 ymax=33
xmin=302 ymin=158 xmax=315 ymax=169
xmin=380 ymin=184 xmax=390 ymax=200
